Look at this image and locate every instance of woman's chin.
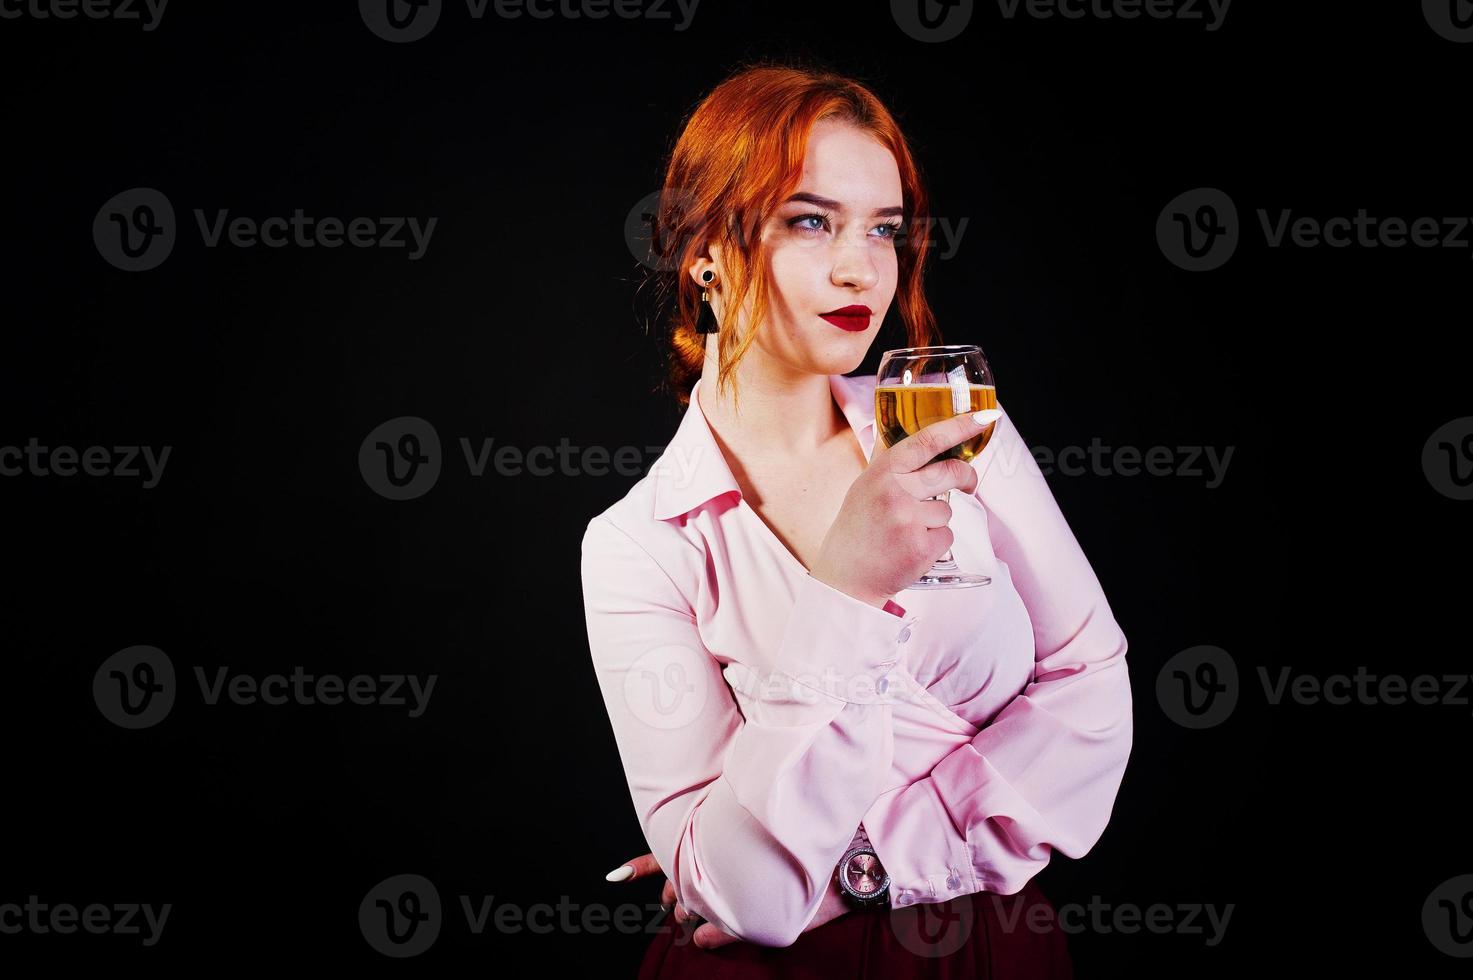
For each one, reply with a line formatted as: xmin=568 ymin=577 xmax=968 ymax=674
xmin=815 ymin=334 xmax=875 ymax=372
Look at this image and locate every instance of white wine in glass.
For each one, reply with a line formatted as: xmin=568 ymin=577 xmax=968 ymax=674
xmin=875 ymin=344 xmax=997 ymax=589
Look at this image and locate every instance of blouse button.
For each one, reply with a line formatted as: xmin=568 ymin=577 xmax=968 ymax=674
xmin=876 ymin=676 xmax=889 ymax=695
xmin=946 ymin=871 xmax=960 ymax=890
xmin=896 ymin=626 xmax=912 ymax=643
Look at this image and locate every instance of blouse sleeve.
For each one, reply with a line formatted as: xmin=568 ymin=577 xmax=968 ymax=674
xmin=862 ymin=403 xmax=1134 ymax=907
xmin=581 ymin=514 xmax=914 ymax=947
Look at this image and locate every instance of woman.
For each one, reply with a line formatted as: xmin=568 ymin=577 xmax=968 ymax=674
xmin=581 ymin=61 xmax=1133 ymax=977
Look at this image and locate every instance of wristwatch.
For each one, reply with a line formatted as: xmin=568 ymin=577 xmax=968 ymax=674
xmin=834 ymin=826 xmax=891 ymax=907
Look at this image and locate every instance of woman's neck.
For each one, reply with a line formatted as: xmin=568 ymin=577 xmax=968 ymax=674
xmin=696 ymin=354 xmax=850 ymax=462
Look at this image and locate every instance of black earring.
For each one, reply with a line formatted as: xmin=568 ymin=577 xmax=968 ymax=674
xmin=696 ymin=270 xmax=719 ymax=334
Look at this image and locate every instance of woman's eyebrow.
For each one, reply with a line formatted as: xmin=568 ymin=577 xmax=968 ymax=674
xmin=784 ymin=192 xmax=904 ymax=219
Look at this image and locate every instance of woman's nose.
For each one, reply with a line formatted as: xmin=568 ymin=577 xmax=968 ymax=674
xmin=831 ymin=247 xmax=880 ymax=291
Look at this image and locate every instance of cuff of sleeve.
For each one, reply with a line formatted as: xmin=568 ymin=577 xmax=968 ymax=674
xmin=864 ymin=781 xmax=980 ymax=910
xmin=931 ymin=743 xmax=1053 ymax=894
xmin=776 ymin=573 xmax=917 ymax=703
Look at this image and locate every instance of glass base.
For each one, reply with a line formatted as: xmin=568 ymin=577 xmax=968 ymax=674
xmin=907 ymin=571 xmax=991 ymax=589
xmin=907 ymin=557 xmax=991 ymax=590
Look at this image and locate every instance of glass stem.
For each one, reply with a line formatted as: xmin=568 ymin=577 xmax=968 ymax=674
xmin=931 ymin=489 xmax=958 ymax=568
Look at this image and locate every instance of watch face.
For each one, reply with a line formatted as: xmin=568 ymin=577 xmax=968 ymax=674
xmin=841 ymin=849 xmax=888 ymax=899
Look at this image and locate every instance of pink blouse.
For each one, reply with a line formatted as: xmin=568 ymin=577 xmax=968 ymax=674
xmin=580 ymin=371 xmax=1133 ymax=948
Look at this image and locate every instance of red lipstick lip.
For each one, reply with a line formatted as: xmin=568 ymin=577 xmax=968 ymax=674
xmin=820 ymin=305 xmax=872 ymax=332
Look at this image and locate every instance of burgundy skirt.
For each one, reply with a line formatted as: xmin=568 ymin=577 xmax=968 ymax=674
xmin=638 ymin=879 xmax=1074 ymax=979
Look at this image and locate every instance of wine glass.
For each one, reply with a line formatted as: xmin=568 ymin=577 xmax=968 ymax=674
xmin=875 ymin=345 xmax=998 ymax=589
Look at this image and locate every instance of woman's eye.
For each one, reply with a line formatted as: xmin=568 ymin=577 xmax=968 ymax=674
xmin=788 ymin=214 xmax=904 ymax=241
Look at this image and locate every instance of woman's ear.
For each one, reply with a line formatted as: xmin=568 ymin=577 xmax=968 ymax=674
xmin=689 ymin=244 xmax=724 ymax=290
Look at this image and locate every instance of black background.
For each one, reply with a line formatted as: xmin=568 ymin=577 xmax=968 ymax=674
xmin=2 ymin=1 xmax=1468 ymax=974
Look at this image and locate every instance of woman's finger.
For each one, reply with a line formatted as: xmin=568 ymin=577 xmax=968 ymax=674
xmin=693 ymin=922 xmax=739 ymax=949
xmin=661 ymin=878 xmax=676 ymax=909
xmin=605 ymin=852 xmax=661 ymax=882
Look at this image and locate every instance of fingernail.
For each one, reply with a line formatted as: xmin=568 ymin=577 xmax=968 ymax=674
xmin=972 ymin=409 xmax=1001 ymax=425
xmin=605 ymin=865 xmax=635 ymax=882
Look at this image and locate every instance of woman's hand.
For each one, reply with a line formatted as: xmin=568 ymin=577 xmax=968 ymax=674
xmin=607 ymin=853 xmax=731 ymax=948
xmin=606 ymin=852 xmax=855 ymax=949
xmin=811 ymin=408 xmax=1001 ymax=607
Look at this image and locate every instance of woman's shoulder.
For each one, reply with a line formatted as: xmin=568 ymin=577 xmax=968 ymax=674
xmin=582 ymin=477 xmax=666 ymax=551
xmin=580 ymin=482 xmax=706 ymax=614
xmin=579 ymin=455 xmax=703 ymax=574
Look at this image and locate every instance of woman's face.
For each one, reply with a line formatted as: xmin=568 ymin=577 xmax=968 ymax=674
xmin=711 ymin=117 xmax=904 ymax=377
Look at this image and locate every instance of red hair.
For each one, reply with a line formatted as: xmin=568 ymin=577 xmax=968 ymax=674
xmin=642 ymin=59 xmax=944 ymax=409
